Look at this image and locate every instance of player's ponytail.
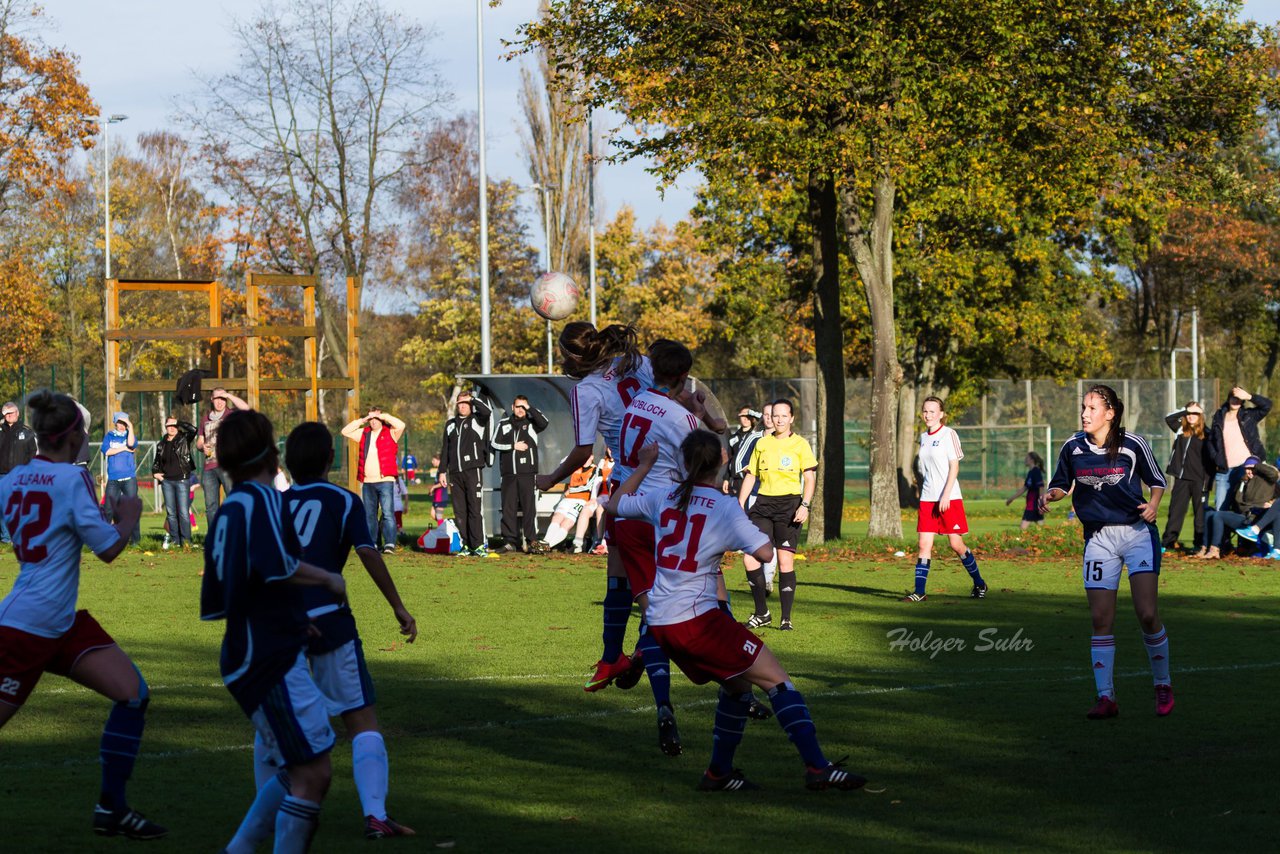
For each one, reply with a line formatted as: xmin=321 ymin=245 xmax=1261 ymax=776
xmin=28 ymin=390 xmax=82 ymax=452
xmin=1087 ymin=384 xmax=1125 ymax=460
xmin=674 ymin=430 xmax=723 ymax=513
xmin=559 ymin=322 xmax=639 ymax=378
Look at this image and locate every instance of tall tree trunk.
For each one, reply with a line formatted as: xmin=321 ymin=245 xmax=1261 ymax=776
xmin=840 ymin=174 xmax=902 ymax=539
xmin=807 ymin=174 xmax=844 ymax=544
xmin=897 ymin=375 xmax=918 ymax=508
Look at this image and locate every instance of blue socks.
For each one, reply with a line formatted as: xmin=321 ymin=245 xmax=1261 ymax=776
xmin=602 ymin=577 xmax=633 ymax=662
xmin=636 ymin=623 xmax=671 ymax=708
xmin=914 ymin=559 xmax=930 ymax=596
xmin=99 ymin=682 xmax=148 ymax=811
xmin=709 ymin=689 xmax=751 ymax=776
xmin=768 ymin=681 xmax=827 ymax=769
xmin=962 ymin=551 xmax=985 ymax=587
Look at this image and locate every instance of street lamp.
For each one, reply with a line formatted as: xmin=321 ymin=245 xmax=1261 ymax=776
xmin=475 ymin=0 xmax=492 ymax=374
xmin=81 ymin=113 xmax=128 ymax=280
xmin=527 ymin=183 xmax=555 ymax=372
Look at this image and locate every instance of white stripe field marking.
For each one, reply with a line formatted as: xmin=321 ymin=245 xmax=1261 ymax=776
xmin=5 ymin=660 xmax=1275 ymax=771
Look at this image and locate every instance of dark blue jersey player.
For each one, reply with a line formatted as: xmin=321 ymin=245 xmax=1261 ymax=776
xmin=1041 ymin=384 xmax=1173 ymax=722
xmin=275 ymin=422 xmax=417 ymax=840
xmin=200 ymin=410 xmax=347 ymax=854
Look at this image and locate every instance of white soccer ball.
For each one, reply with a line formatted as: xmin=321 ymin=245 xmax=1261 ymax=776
xmin=530 ymin=271 xmax=580 ymax=321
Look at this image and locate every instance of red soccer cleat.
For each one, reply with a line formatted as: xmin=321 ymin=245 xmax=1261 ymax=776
xmin=584 ymin=653 xmax=632 ymax=692
xmin=1087 ymin=695 xmax=1119 ymax=720
xmin=1155 ymin=684 xmax=1175 ymax=717
xmin=365 ymin=815 xmax=416 ymax=839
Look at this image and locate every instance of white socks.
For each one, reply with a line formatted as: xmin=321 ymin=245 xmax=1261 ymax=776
xmin=352 ymin=731 xmax=389 ymax=821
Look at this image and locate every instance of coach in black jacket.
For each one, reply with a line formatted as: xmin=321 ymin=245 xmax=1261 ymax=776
xmin=491 ymin=396 xmax=549 ymax=552
xmin=439 ymin=390 xmax=491 ymax=555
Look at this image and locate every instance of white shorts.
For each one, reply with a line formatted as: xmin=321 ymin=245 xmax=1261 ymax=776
xmin=249 ymin=651 xmax=336 ymax=768
xmin=1082 ymin=521 xmax=1161 ymax=591
xmin=308 ymin=638 xmax=375 ymax=717
xmin=553 ymin=496 xmax=589 ymax=523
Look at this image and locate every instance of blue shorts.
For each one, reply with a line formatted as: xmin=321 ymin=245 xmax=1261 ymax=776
xmin=1083 ymin=522 xmax=1161 ymax=591
xmin=249 ymin=651 xmax=336 ymax=768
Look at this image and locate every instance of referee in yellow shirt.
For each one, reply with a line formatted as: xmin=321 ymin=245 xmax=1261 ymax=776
xmin=737 ymin=398 xmax=816 ymax=631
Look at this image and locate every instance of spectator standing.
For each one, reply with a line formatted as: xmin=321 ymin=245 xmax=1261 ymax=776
xmin=1208 ymin=386 xmax=1271 ymax=510
xmin=439 ymin=391 xmax=491 ymax=556
xmin=1162 ymin=402 xmax=1213 ymax=555
xmin=491 ymin=395 xmax=549 ymax=552
xmin=101 ymin=412 xmax=141 ymax=546
xmin=152 ymin=416 xmax=198 ymax=549
xmin=341 ymin=407 xmax=406 ymax=554
xmin=0 ymin=401 xmax=37 ymax=544
xmin=196 ymin=387 xmax=250 ymax=522
xmin=723 ymin=407 xmax=760 ymax=495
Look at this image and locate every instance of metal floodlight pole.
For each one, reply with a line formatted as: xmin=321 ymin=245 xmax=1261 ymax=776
xmin=1191 ymin=306 xmax=1200 ymax=403
xmin=527 ymin=183 xmax=555 ymax=373
xmin=83 ymin=113 xmax=128 ymax=281
xmin=587 ymin=107 xmax=597 ymax=325
xmin=476 ymin=0 xmax=492 ymax=374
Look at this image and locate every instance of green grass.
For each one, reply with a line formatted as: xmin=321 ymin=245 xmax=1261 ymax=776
xmin=1 ymin=498 xmax=1277 ymax=852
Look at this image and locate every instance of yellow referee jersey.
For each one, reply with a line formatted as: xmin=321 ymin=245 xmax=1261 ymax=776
xmin=748 ymin=432 xmax=817 ymax=496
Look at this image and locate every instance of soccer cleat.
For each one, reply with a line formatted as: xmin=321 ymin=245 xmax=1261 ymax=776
xmin=1235 ymin=526 xmax=1259 ymax=542
xmin=971 ymin=584 xmax=988 ymax=599
xmin=365 ymin=815 xmax=417 ymax=839
xmin=613 ymin=650 xmax=645 ymax=690
xmin=777 ymin=619 xmax=794 ymax=631
xmin=1087 ymin=695 xmax=1119 ymax=720
xmin=584 ymin=653 xmax=632 ymax=692
xmin=697 ymin=768 xmax=760 ymax=791
xmin=805 ymin=758 xmax=867 ymax=791
xmin=501 ymin=543 xmax=516 ymax=553
xmin=472 ymin=545 xmax=489 ymax=557
xmin=93 ymin=805 xmax=168 ymax=840
xmin=528 ymin=540 xmax=550 ymax=555
xmin=657 ymin=705 xmax=682 ymax=756
xmin=1155 ymin=684 xmax=1175 ymax=717
xmin=901 ymin=592 xmax=927 ymax=602
xmin=744 ymin=611 xmax=772 ymax=629
xmin=382 ymin=545 xmax=395 ymax=555
xmin=746 ymin=698 xmax=773 ymax=721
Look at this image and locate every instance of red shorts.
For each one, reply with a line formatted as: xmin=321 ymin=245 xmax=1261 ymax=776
xmin=917 ymin=499 xmax=969 ymax=535
xmin=606 ymin=516 xmax=656 ymax=598
xmin=0 ymin=610 xmax=116 ymax=708
xmin=651 ymin=609 xmax=764 ymax=685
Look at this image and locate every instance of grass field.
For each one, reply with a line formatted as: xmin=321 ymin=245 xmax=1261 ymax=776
xmin=1 ymin=495 xmax=1276 ymax=852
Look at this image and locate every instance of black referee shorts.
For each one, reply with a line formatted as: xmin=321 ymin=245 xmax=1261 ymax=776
xmin=748 ymin=494 xmax=803 ymax=553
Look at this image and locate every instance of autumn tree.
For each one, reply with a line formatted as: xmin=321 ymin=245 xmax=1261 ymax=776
xmin=0 ymin=0 xmax=96 ymax=366
xmin=394 ymin=115 xmax=544 ymax=424
xmin=518 ymin=0 xmax=594 ymax=278
xmin=183 ymin=0 xmax=449 ymax=414
xmin=526 ymin=0 xmax=1273 ymax=538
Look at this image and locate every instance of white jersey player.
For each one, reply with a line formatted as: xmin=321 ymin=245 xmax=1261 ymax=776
xmin=0 ymin=391 xmax=167 ymax=839
xmin=607 ymin=431 xmax=868 ymax=793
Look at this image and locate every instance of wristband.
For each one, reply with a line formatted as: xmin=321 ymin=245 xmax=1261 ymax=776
xmin=801 ymin=501 xmax=811 ymax=508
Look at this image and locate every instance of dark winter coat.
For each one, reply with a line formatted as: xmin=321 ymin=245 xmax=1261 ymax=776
xmin=0 ymin=419 xmax=38 ymax=475
xmin=491 ymin=406 xmax=549 ymax=477
xmin=1208 ymin=394 xmax=1272 ymax=472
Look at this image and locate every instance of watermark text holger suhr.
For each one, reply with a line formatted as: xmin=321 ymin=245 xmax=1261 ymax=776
xmin=886 ymin=627 xmax=1034 ymax=660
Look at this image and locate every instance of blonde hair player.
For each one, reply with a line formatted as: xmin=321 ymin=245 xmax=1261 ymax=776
xmin=1040 ymin=384 xmax=1172 ymax=719
xmin=904 ymin=396 xmax=988 ymax=602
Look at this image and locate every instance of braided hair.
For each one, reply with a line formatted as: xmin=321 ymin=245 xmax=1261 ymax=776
xmin=1086 ymin=384 xmax=1125 ymax=460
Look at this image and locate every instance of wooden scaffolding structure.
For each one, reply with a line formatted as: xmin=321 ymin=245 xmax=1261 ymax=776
xmin=104 ymin=275 xmax=362 ymax=489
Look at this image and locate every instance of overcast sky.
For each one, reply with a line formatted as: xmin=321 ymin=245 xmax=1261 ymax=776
xmin=45 ymin=0 xmax=1280 ymax=241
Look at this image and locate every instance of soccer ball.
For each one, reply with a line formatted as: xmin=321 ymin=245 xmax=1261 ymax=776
xmin=530 ymin=272 xmax=580 ymax=321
